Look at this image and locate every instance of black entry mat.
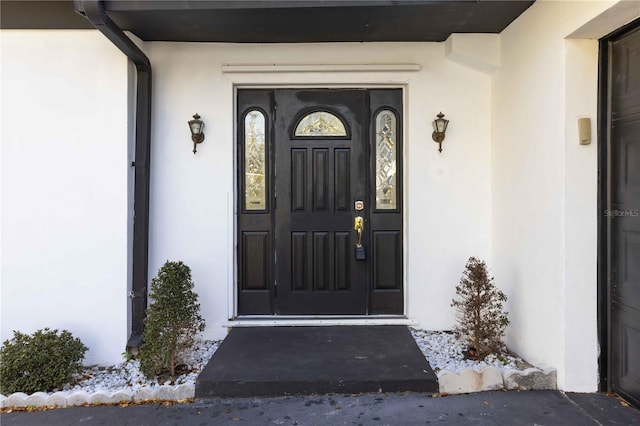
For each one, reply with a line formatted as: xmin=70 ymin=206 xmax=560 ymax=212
xmin=195 ymin=326 xmax=438 ymax=398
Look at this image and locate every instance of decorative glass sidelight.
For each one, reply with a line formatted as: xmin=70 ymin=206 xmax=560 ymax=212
xmin=375 ymin=110 xmax=397 ymax=210
xmin=294 ymin=111 xmax=347 ymax=137
xmin=245 ymin=110 xmax=266 ymax=210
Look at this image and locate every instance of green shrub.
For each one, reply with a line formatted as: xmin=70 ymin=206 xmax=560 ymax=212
xmin=139 ymin=261 xmax=205 ymax=379
xmin=451 ymin=257 xmax=509 ymax=360
xmin=0 ymin=328 xmax=88 ymax=394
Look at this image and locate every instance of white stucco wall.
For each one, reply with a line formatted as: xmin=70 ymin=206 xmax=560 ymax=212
xmin=144 ymin=41 xmax=493 ymax=338
xmin=0 ymin=31 xmax=130 ymax=365
xmin=491 ymin=0 xmax=637 ymax=391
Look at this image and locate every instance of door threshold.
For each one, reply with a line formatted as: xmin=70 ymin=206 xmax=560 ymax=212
xmin=224 ymin=316 xmax=417 ymax=328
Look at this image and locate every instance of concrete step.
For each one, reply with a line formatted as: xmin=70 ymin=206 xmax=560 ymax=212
xmin=195 ymin=326 xmax=438 ymax=398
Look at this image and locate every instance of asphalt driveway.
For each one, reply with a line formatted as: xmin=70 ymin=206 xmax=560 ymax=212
xmin=3 ymin=390 xmax=640 ymax=425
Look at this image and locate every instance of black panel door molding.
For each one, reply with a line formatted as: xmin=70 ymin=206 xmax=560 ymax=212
xmin=237 ymin=88 xmax=403 ymax=316
xmin=599 ymin=20 xmax=640 ymax=407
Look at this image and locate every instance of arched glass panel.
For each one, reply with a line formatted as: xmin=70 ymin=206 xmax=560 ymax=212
xmin=375 ymin=110 xmax=397 ymax=210
xmin=244 ymin=110 xmax=266 ymax=210
xmin=294 ymin=111 xmax=347 ymax=137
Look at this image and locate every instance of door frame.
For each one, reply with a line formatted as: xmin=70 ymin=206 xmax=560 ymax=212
xmin=597 ymin=17 xmax=640 ymax=393
xmin=231 ymin=83 xmax=408 ymax=319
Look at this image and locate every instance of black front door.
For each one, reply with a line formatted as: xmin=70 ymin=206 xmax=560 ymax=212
xmin=603 ymin=23 xmax=640 ymax=406
xmin=237 ymin=89 xmax=403 ymax=316
xmin=274 ymin=89 xmax=368 ymax=314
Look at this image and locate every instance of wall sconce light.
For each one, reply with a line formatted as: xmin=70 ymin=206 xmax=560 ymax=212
xmin=188 ymin=113 xmax=205 ymax=154
xmin=431 ymin=112 xmax=449 ymax=153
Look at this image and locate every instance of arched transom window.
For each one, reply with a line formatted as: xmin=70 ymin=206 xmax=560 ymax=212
xmin=294 ymin=111 xmax=347 ymax=137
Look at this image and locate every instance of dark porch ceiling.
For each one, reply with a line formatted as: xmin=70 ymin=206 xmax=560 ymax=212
xmin=3 ymin=1 xmax=535 ymax=43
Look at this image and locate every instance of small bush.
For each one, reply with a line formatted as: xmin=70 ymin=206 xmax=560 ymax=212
xmin=451 ymin=257 xmax=509 ymax=360
xmin=0 ymin=328 xmax=88 ymax=394
xmin=139 ymin=260 xmax=205 ymax=379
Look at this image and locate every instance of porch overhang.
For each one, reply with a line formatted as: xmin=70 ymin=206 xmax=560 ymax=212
xmin=3 ymin=0 xmax=534 ymax=43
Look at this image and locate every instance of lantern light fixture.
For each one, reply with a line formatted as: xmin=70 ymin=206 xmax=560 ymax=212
xmin=188 ymin=113 xmax=205 ymax=154
xmin=431 ymin=112 xmax=449 ymax=153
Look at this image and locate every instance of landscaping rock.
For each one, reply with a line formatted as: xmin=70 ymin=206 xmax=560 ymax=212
xmin=67 ymin=390 xmax=90 ymax=406
xmin=438 ymin=369 xmax=477 ymax=394
xmin=25 ymin=392 xmax=49 ymax=407
xmin=503 ymin=367 xmax=557 ymax=390
xmin=480 ymin=366 xmax=504 ymax=391
xmin=134 ymin=386 xmax=156 ymax=402
xmin=7 ymin=392 xmax=28 ymax=408
xmin=47 ymin=391 xmax=68 ymax=407
xmin=88 ymin=390 xmax=112 ymax=404
xmin=438 ymin=366 xmax=504 ymax=394
xmin=173 ymin=383 xmax=195 ymax=401
xmin=154 ymin=385 xmax=175 ymax=401
xmin=0 ymin=394 xmax=8 ymax=409
xmin=110 ymin=389 xmax=133 ymax=403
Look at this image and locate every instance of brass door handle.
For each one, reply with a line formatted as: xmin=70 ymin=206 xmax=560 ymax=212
xmin=354 ymin=216 xmax=364 ymax=247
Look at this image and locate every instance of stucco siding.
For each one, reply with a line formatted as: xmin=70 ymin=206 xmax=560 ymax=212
xmin=1 ymin=30 xmax=130 ymax=366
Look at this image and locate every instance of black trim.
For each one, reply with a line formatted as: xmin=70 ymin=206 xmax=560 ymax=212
xmin=1 ymin=1 xmax=94 ymax=29
xmin=597 ymin=34 xmax=610 ymax=393
xmin=75 ymin=0 xmax=152 ymax=351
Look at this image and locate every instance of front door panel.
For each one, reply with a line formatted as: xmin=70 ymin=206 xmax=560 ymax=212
xmin=237 ymin=89 xmax=403 ymax=316
xmin=275 ymin=89 xmax=368 ymax=314
xmin=608 ymin=25 xmax=640 ymax=406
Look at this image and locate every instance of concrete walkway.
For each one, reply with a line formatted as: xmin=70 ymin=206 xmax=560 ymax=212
xmin=3 ymin=391 xmax=639 ymax=425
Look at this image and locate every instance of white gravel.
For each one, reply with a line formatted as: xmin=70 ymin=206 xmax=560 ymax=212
xmin=410 ymin=328 xmax=521 ymax=373
xmin=61 ymin=340 xmax=219 ymax=395
xmin=64 ymin=330 xmax=520 ymax=394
